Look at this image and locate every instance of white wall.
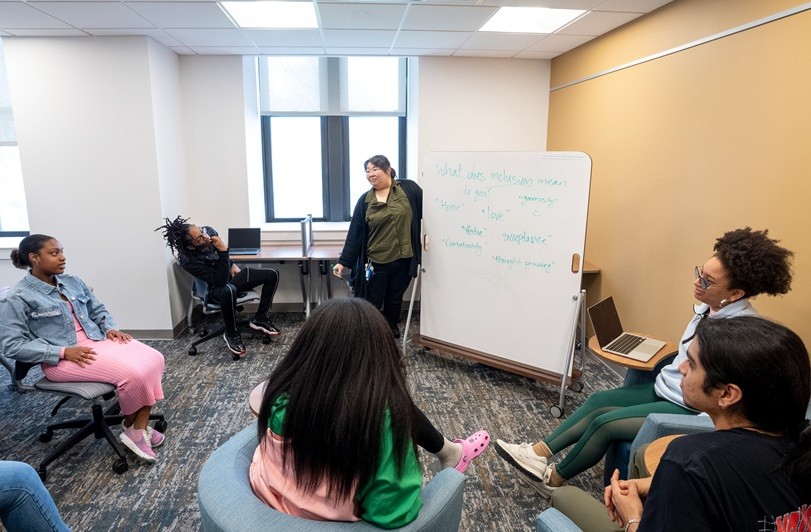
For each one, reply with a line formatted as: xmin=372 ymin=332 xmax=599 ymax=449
xmin=3 ymin=36 xmax=177 ymax=334
xmin=416 ymin=57 xmax=550 ymax=161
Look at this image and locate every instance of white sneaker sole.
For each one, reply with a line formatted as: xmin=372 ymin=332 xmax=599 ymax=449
xmin=494 ymin=440 xmax=547 ymax=480
xmin=119 ymin=432 xmax=157 ymax=463
xmin=249 ymin=322 xmax=281 ymax=336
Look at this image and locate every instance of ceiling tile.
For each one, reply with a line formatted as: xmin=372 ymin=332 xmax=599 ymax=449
xmin=245 ymin=29 xmax=322 ymax=47
xmin=0 ymin=2 xmax=73 ymax=28
xmin=163 ymin=28 xmax=253 ymax=46
xmin=453 ymin=49 xmax=516 ymax=57
xmin=324 ymin=46 xmax=391 ymax=55
xmin=514 ymin=50 xmax=559 ymax=59
xmin=402 ymin=5 xmax=497 ymax=32
xmin=505 ymin=0 xmax=604 ymax=8
xmin=322 ymin=28 xmax=395 ymax=47
xmin=88 ymin=27 xmax=183 ymax=46
xmin=389 ymin=47 xmax=456 ymax=56
xmin=394 ymin=30 xmax=472 ymax=49
xmin=29 ymin=2 xmax=153 ymax=29
xmin=461 ymin=31 xmax=544 ymax=51
xmin=558 ymin=10 xmax=641 ymax=35
xmin=258 ymin=46 xmax=325 ymax=55
xmin=525 ymin=33 xmax=594 ymax=52
xmin=596 ymin=0 xmax=673 ymax=13
xmin=3 ymin=28 xmax=88 ymax=36
xmin=317 ymin=4 xmax=406 ymax=30
xmin=126 ymin=2 xmax=235 ymax=29
xmin=188 ymin=46 xmax=259 ymax=55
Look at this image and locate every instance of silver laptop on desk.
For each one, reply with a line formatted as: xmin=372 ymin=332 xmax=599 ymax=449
xmin=587 ymin=296 xmax=666 ymax=362
xmin=227 ymin=228 xmax=261 ymax=255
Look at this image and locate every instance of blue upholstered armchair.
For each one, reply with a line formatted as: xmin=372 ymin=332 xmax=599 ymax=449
xmin=198 ymin=422 xmax=467 ymax=532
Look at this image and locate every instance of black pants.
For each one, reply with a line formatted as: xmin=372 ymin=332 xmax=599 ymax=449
xmin=415 ymin=406 xmax=445 ymax=453
xmin=209 ymin=267 xmax=279 ymax=335
xmin=365 ymin=257 xmax=412 ymax=331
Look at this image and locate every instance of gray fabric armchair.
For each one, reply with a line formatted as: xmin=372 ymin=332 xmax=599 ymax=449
xmin=198 ymin=422 xmax=467 ymax=532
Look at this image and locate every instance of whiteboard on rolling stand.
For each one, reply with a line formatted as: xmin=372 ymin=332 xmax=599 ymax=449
xmin=420 ymin=151 xmax=591 ymax=380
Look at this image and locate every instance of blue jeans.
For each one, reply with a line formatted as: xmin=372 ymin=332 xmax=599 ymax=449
xmin=0 ymin=461 xmax=69 ymax=531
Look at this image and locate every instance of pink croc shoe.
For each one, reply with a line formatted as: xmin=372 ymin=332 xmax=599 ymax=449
xmin=454 ymin=430 xmax=491 ymax=473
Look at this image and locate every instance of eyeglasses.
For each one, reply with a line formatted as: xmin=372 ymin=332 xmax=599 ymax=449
xmin=694 ymin=266 xmax=712 ymax=289
xmin=192 ymin=227 xmax=208 ymax=246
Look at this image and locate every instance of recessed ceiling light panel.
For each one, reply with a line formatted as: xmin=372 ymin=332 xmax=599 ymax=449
xmin=479 ymin=7 xmax=585 ymax=34
xmin=222 ymin=1 xmax=318 ymax=29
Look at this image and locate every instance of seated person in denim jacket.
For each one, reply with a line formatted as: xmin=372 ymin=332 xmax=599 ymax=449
xmin=0 ymin=235 xmax=165 ymax=463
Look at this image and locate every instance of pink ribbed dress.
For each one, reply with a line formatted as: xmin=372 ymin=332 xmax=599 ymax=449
xmin=41 ymin=303 xmax=164 ymax=415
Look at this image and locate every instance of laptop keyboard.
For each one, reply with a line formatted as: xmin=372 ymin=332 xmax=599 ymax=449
xmin=605 ymin=333 xmax=646 ymax=354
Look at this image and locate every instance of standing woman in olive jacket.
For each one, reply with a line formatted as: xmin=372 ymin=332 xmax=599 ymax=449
xmin=333 ymin=155 xmax=422 ymax=338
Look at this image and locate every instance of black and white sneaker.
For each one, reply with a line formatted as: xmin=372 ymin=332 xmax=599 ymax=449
xmin=250 ymin=315 xmax=281 ymax=336
xmin=223 ymin=332 xmax=246 ymax=355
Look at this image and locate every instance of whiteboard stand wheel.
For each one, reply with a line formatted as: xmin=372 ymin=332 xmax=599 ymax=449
xmin=549 ymin=405 xmax=564 ymax=418
xmin=569 ymin=381 xmax=584 ymax=393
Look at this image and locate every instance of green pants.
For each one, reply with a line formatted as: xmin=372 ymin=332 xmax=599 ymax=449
xmin=551 ymin=486 xmax=622 ymax=532
xmin=544 ymin=383 xmax=693 ymax=479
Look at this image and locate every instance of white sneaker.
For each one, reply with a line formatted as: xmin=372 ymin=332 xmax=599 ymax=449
xmin=495 ymin=439 xmax=548 ymax=480
xmin=514 ymin=464 xmax=560 ymax=500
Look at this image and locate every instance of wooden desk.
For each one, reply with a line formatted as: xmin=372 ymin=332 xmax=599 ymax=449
xmin=583 ymin=261 xmax=599 ymax=275
xmin=643 ymin=434 xmax=682 ymax=475
xmin=231 ymin=245 xmax=311 ymax=316
xmin=588 ymin=335 xmax=677 ymax=371
xmin=249 ymin=381 xmax=266 ymax=417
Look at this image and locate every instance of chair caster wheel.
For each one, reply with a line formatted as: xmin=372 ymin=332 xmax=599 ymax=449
xmin=262 ymin=336 xmax=271 ymax=344
xmin=154 ymin=420 xmax=168 ymax=433
xmin=39 ymin=430 xmax=54 ymax=443
xmin=113 ymin=459 xmax=128 ymax=475
xmin=549 ymin=405 xmax=564 ymax=418
xmin=188 ymin=347 xmax=197 ymax=356
xmin=569 ymin=381 xmax=584 ymax=393
xmin=37 ymin=467 xmax=46 ymax=482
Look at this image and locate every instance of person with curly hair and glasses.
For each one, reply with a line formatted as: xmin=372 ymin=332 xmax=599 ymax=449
xmin=495 ymin=227 xmax=794 ymax=498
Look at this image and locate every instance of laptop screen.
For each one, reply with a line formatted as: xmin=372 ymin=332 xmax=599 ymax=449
xmin=228 ymin=228 xmax=261 ymax=250
xmin=587 ymin=297 xmax=625 ymax=348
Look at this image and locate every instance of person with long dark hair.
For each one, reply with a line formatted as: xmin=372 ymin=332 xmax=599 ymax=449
xmin=332 ymin=155 xmax=421 ymax=339
xmin=249 ymin=298 xmax=489 ymax=527
xmin=156 ymin=216 xmax=281 ymax=357
xmin=496 ymin=227 xmax=795 ymax=496
xmin=551 ymin=316 xmax=810 ymax=531
xmin=0 ymin=235 xmax=165 ymax=463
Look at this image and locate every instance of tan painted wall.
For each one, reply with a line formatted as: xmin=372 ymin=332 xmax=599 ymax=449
xmin=548 ymin=0 xmax=811 ymax=346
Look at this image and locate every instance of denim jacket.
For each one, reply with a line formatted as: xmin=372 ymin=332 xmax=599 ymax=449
xmin=0 ymin=273 xmax=117 ymax=366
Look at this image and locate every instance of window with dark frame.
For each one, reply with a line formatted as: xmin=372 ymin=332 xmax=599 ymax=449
xmin=259 ymin=57 xmax=407 ymax=223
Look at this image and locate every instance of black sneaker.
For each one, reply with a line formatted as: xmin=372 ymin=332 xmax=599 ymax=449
xmin=250 ymin=315 xmax=281 ymax=336
xmin=392 ymin=326 xmax=401 ymax=339
xmin=223 ymin=332 xmax=246 ymax=356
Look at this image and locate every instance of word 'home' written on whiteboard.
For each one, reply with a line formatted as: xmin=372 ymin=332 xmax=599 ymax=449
xmin=420 ymin=152 xmax=591 ymax=373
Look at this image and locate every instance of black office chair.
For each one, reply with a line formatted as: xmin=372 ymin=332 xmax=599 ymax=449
xmin=2 ymin=358 xmax=167 ymax=481
xmin=180 ymin=266 xmax=271 ymax=360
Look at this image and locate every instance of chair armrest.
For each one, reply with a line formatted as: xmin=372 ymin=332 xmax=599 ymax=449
xmin=535 ymin=508 xmax=582 ymax=532
xmin=628 ymin=413 xmax=714 ymax=471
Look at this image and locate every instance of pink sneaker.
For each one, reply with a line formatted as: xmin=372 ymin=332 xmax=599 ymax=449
xmin=454 ymin=430 xmax=491 ymax=473
xmin=121 ymin=422 xmax=164 ymax=448
xmin=119 ymin=427 xmax=157 ymax=463
xmin=146 ymin=426 xmax=165 ymax=448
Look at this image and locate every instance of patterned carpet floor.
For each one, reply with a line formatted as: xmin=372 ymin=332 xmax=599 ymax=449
xmin=0 ymin=310 xmax=623 ymax=531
